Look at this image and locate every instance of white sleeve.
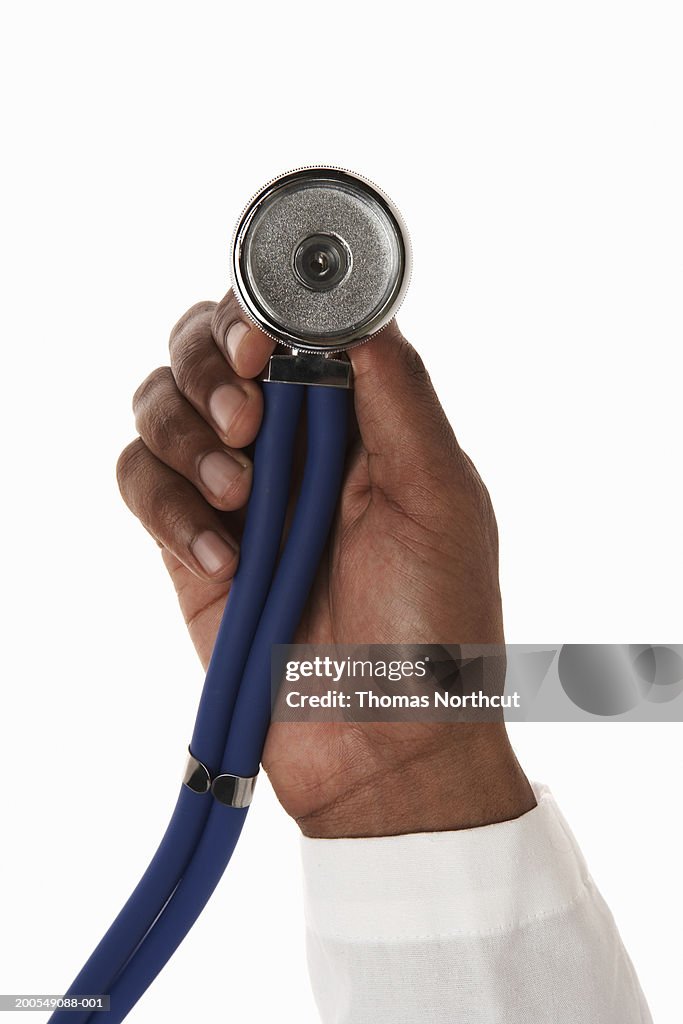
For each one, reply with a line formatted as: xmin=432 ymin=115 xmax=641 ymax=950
xmin=300 ymin=783 xmax=651 ymax=1024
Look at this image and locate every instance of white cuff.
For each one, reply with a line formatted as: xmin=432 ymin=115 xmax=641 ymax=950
xmin=301 ymin=783 xmax=590 ymax=942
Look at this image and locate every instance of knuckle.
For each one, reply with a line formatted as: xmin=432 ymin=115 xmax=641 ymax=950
xmin=133 ymin=372 xmax=178 ymax=455
xmin=116 ymin=438 xmax=148 ymax=496
xmin=137 ymin=403 xmax=176 ymax=455
xmin=170 ymin=325 xmax=209 ymax=394
xmin=132 ymin=366 xmax=173 ymax=414
xmin=184 ymin=300 xmax=217 ymax=320
xmin=147 ymin=477 xmax=190 ymax=531
xmin=169 ymin=301 xmax=216 ymax=345
xmin=116 ymin=440 xmax=195 ymax=541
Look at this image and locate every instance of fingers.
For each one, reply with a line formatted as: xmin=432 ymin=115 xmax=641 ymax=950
xmin=118 ymin=293 xmax=275 ymax=586
xmin=118 ymin=294 xmax=276 ymax=586
xmin=169 ymin=302 xmax=263 ymax=449
xmin=349 ymin=321 xmax=461 ymax=490
xmin=116 ymin=439 xmax=239 ymax=582
xmin=211 ymin=291 xmax=276 ymax=379
xmin=133 ymin=367 xmax=252 ymax=511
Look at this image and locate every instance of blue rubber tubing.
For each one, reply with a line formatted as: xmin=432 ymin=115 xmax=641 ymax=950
xmin=100 ymin=385 xmax=348 ymax=1022
xmin=50 ymin=382 xmax=304 ymax=1024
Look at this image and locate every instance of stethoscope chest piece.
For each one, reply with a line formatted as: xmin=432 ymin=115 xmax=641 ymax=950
xmin=231 ymin=166 xmax=411 ymax=354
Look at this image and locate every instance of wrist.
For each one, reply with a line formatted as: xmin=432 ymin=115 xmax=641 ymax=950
xmin=296 ymin=724 xmax=536 ymax=839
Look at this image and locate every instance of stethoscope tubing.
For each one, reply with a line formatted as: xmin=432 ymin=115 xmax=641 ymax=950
xmin=98 ymin=384 xmax=348 ymax=1022
xmin=191 ymin=382 xmax=306 ymax=764
xmin=49 ymin=382 xmax=306 ymax=1024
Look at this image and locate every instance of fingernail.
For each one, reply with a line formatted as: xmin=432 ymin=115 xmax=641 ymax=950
xmin=191 ymin=530 xmax=235 ymax=576
xmin=198 ymin=450 xmax=244 ymax=500
xmin=209 ymin=384 xmax=247 ymax=437
xmin=225 ymin=321 xmax=250 ymax=365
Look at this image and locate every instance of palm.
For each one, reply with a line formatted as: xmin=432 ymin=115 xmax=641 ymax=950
xmin=165 ymin=436 xmax=500 ymax=827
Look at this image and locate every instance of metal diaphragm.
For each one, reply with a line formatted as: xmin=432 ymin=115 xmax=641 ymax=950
xmin=231 ymin=167 xmax=411 ymax=353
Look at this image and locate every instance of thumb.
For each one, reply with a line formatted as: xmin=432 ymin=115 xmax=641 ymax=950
xmin=349 ymin=321 xmax=460 ymax=492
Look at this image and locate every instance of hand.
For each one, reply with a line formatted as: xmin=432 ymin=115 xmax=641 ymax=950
xmin=117 ymin=293 xmax=536 ymax=837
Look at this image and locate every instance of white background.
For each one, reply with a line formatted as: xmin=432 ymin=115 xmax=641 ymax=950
xmin=1 ymin=2 xmax=681 ymax=1021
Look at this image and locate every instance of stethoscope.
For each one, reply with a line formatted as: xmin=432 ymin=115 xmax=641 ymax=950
xmin=49 ymin=167 xmax=411 ymax=1023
